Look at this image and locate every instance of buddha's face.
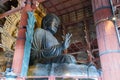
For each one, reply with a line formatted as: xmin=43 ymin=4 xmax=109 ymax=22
xmin=47 ymin=18 xmax=59 ymax=34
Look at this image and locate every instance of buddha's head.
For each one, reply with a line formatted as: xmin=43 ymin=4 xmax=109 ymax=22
xmin=41 ymin=13 xmax=60 ymax=34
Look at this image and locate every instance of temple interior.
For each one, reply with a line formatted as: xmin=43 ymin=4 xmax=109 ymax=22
xmin=0 ymin=0 xmax=120 ymax=80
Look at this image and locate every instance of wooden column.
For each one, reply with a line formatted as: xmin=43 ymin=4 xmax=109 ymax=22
xmin=92 ymin=0 xmax=120 ymax=80
xmin=12 ymin=0 xmax=33 ymax=74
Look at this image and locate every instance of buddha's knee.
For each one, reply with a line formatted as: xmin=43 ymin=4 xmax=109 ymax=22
xmin=49 ymin=54 xmax=76 ymax=63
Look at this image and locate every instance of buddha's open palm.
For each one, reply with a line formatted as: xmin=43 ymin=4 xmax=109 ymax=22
xmin=62 ymin=33 xmax=72 ymax=50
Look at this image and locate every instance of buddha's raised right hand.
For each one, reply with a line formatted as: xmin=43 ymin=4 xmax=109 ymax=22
xmin=62 ymin=33 xmax=72 ymax=50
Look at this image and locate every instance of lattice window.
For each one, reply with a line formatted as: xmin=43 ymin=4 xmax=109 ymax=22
xmin=62 ymin=14 xmax=69 ymax=23
xmin=77 ymin=9 xmax=84 ymax=20
xmin=69 ymin=12 xmax=76 ymax=22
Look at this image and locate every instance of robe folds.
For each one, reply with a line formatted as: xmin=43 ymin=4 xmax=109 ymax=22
xmin=30 ymin=28 xmax=76 ymax=64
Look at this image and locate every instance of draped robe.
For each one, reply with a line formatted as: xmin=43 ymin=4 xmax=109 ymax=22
xmin=30 ymin=28 xmax=76 ymax=64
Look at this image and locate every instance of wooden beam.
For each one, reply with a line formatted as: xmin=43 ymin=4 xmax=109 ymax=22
xmin=92 ymin=0 xmax=120 ymax=79
xmin=45 ymin=0 xmax=68 ymax=9
xmin=36 ymin=0 xmax=46 ymax=3
xmin=0 ymin=7 xmax=23 ymax=19
xmin=114 ymin=2 xmax=120 ymax=7
xmin=12 ymin=0 xmax=33 ymax=75
xmin=58 ymin=5 xmax=91 ymax=16
xmin=54 ymin=0 xmax=90 ymax=15
xmin=49 ymin=0 xmax=60 ymax=15
xmin=0 ymin=0 xmax=9 ymax=4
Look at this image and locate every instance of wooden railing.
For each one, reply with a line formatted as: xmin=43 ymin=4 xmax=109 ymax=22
xmin=0 ymin=76 xmax=102 ymax=80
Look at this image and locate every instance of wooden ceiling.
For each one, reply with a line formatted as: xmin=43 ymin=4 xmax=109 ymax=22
xmin=42 ymin=0 xmax=91 ymax=16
